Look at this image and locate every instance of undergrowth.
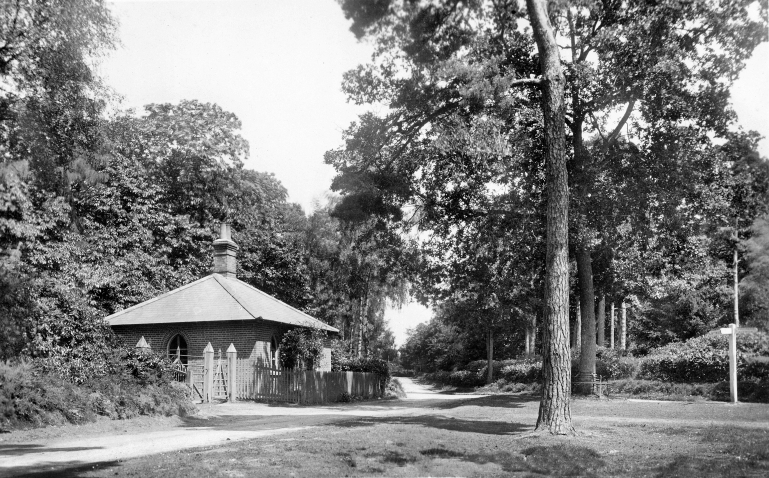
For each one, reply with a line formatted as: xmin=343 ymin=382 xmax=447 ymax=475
xmin=0 ymin=354 xmax=196 ymax=431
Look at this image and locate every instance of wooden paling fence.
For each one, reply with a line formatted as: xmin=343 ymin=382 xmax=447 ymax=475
xmin=235 ymin=361 xmax=382 ymax=404
xmin=165 ymin=341 xmax=382 ymax=404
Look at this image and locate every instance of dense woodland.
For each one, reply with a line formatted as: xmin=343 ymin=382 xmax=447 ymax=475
xmin=0 ymin=1 xmax=406 ymax=376
xmin=1 ymin=0 xmax=769 ymax=433
xmin=330 ymin=0 xmax=769 ymax=432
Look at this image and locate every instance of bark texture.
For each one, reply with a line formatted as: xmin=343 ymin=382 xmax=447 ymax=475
xmin=487 ymin=328 xmax=494 ymax=384
xmin=525 ymin=314 xmax=537 ymax=357
xmin=610 ymin=302 xmax=615 ymax=349
xmin=620 ymin=302 xmax=627 ymax=350
xmin=572 ymin=299 xmax=581 ymax=351
xmin=527 ymin=0 xmax=573 ymax=435
xmin=596 ymin=294 xmax=606 ymax=347
xmin=576 ymin=249 xmax=597 ymax=393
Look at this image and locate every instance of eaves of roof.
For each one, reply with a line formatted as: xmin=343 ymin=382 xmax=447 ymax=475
xmin=105 ymin=274 xmax=338 ymax=333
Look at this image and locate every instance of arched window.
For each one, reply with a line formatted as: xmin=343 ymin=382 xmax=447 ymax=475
xmin=167 ymin=334 xmax=188 ymax=365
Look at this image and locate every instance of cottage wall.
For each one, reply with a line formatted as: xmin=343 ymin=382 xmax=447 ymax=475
xmin=112 ymin=320 xmax=290 ymax=364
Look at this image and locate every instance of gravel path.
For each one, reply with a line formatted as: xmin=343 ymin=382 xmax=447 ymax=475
xmin=0 ymin=378 xmax=463 ymax=475
xmin=2 ymin=378 xmax=767 ymax=476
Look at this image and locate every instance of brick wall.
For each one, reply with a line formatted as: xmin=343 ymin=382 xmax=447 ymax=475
xmin=112 ymin=320 xmax=290 ymax=364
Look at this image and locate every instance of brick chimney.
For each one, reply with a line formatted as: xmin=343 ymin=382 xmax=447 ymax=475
xmin=213 ymin=223 xmax=238 ymax=279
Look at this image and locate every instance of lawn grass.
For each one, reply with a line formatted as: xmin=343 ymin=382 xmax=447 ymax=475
xmin=73 ymin=396 xmax=769 ymax=477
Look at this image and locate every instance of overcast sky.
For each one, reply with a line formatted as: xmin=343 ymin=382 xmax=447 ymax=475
xmin=102 ymin=0 xmax=768 ymax=346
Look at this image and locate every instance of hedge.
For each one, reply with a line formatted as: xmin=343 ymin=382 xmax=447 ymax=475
xmin=332 ymin=356 xmax=391 ymax=392
xmin=638 ymin=331 xmax=769 ymax=383
xmin=416 ymin=331 xmax=769 ymax=391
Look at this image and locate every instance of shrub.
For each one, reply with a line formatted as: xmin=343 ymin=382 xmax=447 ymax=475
xmin=386 ymin=378 xmax=407 ymax=398
xmin=499 ymin=360 xmax=542 ymax=384
xmin=333 ymin=356 xmax=391 ymax=393
xmin=0 ymin=360 xmax=93 ymax=428
xmin=448 ymin=370 xmax=485 ymax=388
xmin=637 ymin=330 xmax=769 ymax=383
xmin=595 ymin=348 xmax=639 ymax=380
xmin=279 ymin=328 xmax=325 ymax=370
xmin=610 ymin=379 xmax=769 ymax=403
xmin=0 ymin=349 xmax=195 ymax=430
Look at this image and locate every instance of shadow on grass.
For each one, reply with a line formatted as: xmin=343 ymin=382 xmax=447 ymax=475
xmin=434 ymin=394 xmax=537 ymax=409
xmin=352 ymin=442 xmax=606 ymax=476
xmin=654 ymin=454 xmax=769 ymax=477
xmin=5 ymin=460 xmax=121 ymax=477
xmin=332 ymin=415 xmax=532 ymax=435
xmin=0 ymin=444 xmax=103 ymax=457
xmin=457 ymin=444 xmax=606 ymax=477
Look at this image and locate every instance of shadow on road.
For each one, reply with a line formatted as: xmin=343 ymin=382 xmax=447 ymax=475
xmin=5 ymin=460 xmax=121 ymax=478
xmin=0 ymin=444 xmax=103 ymax=457
xmin=179 ymin=413 xmax=343 ymax=431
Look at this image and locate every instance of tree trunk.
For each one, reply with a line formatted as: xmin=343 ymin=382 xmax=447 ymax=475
xmin=609 ymin=302 xmax=615 ymax=349
xmin=596 ymin=294 xmax=605 ymax=347
xmin=525 ymin=313 xmax=537 ymax=357
xmin=572 ymin=299 xmax=581 ymax=351
xmin=620 ymin=302 xmax=627 ymax=350
xmin=525 ymin=324 xmax=532 ymax=357
xmin=527 ymin=0 xmax=573 ymax=435
xmin=487 ymin=328 xmax=494 ymax=384
xmin=576 ymin=248 xmax=597 ymax=394
xmin=356 ymin=287 xmax=369 ymax=358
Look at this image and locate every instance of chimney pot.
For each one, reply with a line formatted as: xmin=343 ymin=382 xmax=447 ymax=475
xmin=213 ymin=223 xmax=238 ymax=278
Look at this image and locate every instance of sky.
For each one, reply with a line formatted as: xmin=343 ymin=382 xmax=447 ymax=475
xmin=101 ymin=0 xmax=767 ymax=346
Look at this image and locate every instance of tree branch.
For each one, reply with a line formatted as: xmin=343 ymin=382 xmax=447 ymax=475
xmin=509 ymin=77 xmax=543 ymax=87
xmin=606 ymin=100 xmax=635 ymax=143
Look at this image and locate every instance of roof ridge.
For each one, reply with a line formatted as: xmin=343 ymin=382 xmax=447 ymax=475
xmin=221 ymin=275 xmax=337 ymax=332
xmin=211 ymin=274 xmax=261 ymax=321
xmin=105 ymin=275 xmax=217 ymax=323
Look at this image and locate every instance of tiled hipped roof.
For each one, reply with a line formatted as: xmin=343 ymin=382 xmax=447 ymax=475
xmin=105 ymin=274 xmax=338 ymax=333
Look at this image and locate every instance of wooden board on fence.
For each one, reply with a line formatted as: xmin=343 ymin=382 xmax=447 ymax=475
xmin=233 ymin=363 xmax=382 ymax=405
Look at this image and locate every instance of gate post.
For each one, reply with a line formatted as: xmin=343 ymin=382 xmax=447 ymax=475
xmin=227 ymin=343 xmax=237 ymax=402
xmin=203 ymin=342 xmax=214 ymax=403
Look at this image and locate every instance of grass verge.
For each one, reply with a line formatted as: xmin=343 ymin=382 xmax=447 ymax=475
xmin=66 ymin=397 xmax=769 ymax=478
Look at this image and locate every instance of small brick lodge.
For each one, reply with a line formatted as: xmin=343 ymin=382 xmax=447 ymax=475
xmin=106 ymin=224 xmax=338 ymax=370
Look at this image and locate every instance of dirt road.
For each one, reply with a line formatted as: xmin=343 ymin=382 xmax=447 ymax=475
xmin=1 ymin=378 xmax=767 ymax=476
xmin=0 ymin=378 xmax=474 ymax=476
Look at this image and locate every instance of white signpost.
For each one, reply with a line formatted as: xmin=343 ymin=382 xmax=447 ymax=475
xmin=720 ymin=324 xmax=758 ymax=403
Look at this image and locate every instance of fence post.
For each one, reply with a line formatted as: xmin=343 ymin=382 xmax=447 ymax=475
xmin=135 ymin=336 xmax=151 ymax=352
xmin=203 ymin=342 xmax=214 ymax=403
xmin=227 ymin=343 xmax=237 ymax=402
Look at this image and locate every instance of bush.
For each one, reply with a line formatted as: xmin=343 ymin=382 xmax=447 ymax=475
xmin=638 ymin=331 xmax=769 ymax=383
xmin=500 ymin=360 xmax=542 ymax=384
xmin=595 ymin=348 xmax=639 ymax=380
xmin=0 ymin=350 xmax=196 ymax=431
xmin=279 ymin=328 xmax=325 ymax=370
xmin=386 ymin=378 xmax=407 ymax=398
xmin=0 ymin=360 xmax=94 ymax=428
xmin=333 ymin=356 xmax=391 ymax=394
xmin=610 ymin=379 xmax=769 ymax=403
xmin=448 ymin=370 xmax=485 ymax=387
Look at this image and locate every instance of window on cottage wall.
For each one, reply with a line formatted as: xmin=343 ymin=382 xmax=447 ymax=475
xmin=168 ymin=334 xmax=188 ymax=364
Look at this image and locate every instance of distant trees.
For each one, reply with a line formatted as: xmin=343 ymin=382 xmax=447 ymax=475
xmin=331 ymin=0 xmax=767 ymax=434
xmin=304 ymin=199 xmax=416 ymax=359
